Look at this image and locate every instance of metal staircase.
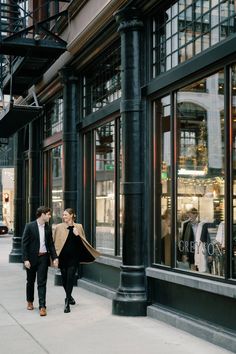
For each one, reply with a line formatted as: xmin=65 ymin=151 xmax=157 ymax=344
xmin=0 ymin=0 xmax=69 ymax=138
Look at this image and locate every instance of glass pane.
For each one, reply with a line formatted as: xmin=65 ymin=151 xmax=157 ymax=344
xmin=152 ymin=0 xmax=236 ymax=78
xmin=211 ymin=26 xmax=220 ymax=45
xmin=211 ymin=7 xmax=219 ymax=26
xmin=95 ymin=122 xmax=115 ymax=255
xmin=154 ymin=96 xmax=171 ymax=266
xmin=51 ymin=145 xmax=63 ymax=225
xmin=232 ymin=64 xmax=236 ymax=278
xmin=176 ymin=71 xmax=225 ymax=277
xmin=45 ymin=97 xmax=63 ymax=138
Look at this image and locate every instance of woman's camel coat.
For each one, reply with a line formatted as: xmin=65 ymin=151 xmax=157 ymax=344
xmin=53 ymin=223 xmax=100 ymax=264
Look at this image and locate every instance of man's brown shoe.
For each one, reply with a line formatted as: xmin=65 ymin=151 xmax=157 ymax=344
xmin=27 ymin=302 xmax=34 ymax=310
xmin=39 ymin=307 xmax=47 ymax=316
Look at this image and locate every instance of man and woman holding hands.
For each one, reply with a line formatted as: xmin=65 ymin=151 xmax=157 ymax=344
xmin=22 ymin=206 xmax=100 ymax=316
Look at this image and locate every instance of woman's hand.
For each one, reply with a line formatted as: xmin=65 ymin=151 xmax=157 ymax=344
xmin=24 ymin=260 xmax=31 ymax=269
xmin=73 ymin=227 xmax=80 ymax=236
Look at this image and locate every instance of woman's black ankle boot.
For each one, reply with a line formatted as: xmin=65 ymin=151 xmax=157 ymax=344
xmin=64 ymin=298 xmax=70 ymax=313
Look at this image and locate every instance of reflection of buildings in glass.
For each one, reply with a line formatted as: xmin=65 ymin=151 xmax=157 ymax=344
xmin=153 ymin=2 xmax=235 ymax=73
xmin=95 ymin=122 xmax=115 ymax=255
xmin=177 ymin=73 xmax=225 ymax=224
xmin=51 ymin=146 xmax=63 ymax=225
xmin=174 ymin=72 xmax=226 ymax=276
xmin=2 ymin=168 xmax=14 ymax=231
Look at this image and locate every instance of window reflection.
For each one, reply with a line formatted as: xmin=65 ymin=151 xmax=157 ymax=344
xmin=232 ymin=65 xmax=236 ymax=278
xmin=152 ymin=0 xmax=236 ymax=77
xmin=154 ymin=95 xmax=171 ymax=266
xmin=95 ymin=122 xmax=115 ymax=255
xmin=45 ymin=98 xmax=63 ymax=138
xmin=177 ymin=71 xmax=225 ymax=276
xmin=51 ymin=145 xmax=63 ymax=225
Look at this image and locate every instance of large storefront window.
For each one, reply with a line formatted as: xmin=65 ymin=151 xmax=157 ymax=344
xmin=154 ymin=70 xmax=230 ymax=277
xmin=177 ymin=71 xmax=225 ymax=276
xmin=154 ymin=96 xmax=172 ymax=266
xmin=95 ymin=122 xmax=115 ymax=255
xmin=94 ymin=119 xmax=123 ymax=256
xmin=152 ymin=0 xmax=236 ymax=77
xmin=51 ymin=145 xmax=63 ymax=225
xmin=232 ymin=64 xmax=236 ymax=279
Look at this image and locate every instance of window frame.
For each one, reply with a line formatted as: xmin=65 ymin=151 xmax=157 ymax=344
xmin=151 ymin=63 xmax=236 ymax=283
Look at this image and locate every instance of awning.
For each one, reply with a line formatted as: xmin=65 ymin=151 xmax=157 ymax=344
xmin=0 ymin=103 xmax=43 ymax=137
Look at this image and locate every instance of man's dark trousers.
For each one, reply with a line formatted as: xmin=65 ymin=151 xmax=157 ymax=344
xmin=26 ymin=254 xmax=49 ymax=309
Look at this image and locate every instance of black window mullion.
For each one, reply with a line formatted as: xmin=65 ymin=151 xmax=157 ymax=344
xmin=225 ymin=64 xmax=233 ymax=279
xmin=115 ymin=118 xmax=120 ymax=256
xmin=171 ymin=90 xmax=177 ymax=268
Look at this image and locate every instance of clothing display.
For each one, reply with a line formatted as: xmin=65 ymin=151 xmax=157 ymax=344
xmin=182 ymin=219 xmax=210 ymax=272
xmin=211 ymin=221 xmax=225 ymax=276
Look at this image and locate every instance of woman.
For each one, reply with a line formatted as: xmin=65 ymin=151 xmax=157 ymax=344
xmin=53 ymin=208 xmax=100 ymax=313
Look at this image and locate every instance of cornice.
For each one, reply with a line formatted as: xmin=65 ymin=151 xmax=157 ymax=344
xmin=67 ymin=0 xmax=127 ymax=55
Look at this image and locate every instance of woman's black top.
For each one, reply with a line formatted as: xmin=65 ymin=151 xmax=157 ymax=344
xmin=59 ymin=226 xmax=82 ymax=268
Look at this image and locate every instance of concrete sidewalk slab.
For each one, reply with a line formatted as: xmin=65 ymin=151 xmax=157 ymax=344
xmin=0 ymin=236 xmax=234 ymax=354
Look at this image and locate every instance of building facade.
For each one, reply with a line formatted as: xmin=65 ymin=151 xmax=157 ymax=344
xmin=2 ymin=0 xmax=236 ymax=351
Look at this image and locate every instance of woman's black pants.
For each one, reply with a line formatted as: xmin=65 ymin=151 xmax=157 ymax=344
xmin=60 ymin=266 xmax=77 ymax=299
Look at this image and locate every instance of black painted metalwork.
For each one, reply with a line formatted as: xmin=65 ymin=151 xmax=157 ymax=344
xmin=28 ymin=120 xmax=40 ymax=220
xmin=0 ymin=101 xmax=42 ymax=137
xmin=112 ymin=7 xmax=147 ymax=316
xmin=0 ymin=0 xmax=68 ymax=95
xmin=54 ymin=67 xmax=78 ymax=286
xmin=60 ymin=67 xmax=78 ymax=210
xmin=9 ymin=130 xmax=24 ymax=263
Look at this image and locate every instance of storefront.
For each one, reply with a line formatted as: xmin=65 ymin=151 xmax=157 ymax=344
xmin=7 ymin=0 xmax=236 ymax=351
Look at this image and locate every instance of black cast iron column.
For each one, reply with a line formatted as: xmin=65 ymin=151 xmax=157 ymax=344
xmin=61 ymin=67 xmax=78 ymax=210
xmin=112 ymin=7 xmax=147 ymax=316
xmin=28 ymin=120 xmax=40 ymax=220
xmin=55 ymin=67 xmax=79 ymax=285
xmin=9 ymin=130 xmax=24 ymax=263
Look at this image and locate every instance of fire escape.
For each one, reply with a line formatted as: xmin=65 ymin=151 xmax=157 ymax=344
xmin=0 ymin=0 xmax=68 ymax=138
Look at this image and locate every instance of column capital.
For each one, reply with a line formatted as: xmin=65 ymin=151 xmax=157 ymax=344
xmin=114 ymin=7 xmax=143 ymax=32
xmin=59 ymin=67 xmax=78 ymax=84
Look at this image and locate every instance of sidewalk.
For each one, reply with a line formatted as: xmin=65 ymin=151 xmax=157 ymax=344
xmin=0 ymin=235 xmax=233 ymax=354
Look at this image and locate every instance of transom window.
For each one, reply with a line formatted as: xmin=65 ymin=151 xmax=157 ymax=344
xmin=44 ymin=97 xmax=63 ymax=138
xmin=82 ymin=43 xmax=121 ymax=117
xmin=152 ymin=0 xmax=236 ymax=77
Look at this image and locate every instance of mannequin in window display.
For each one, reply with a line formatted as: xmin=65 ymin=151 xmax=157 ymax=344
xmin=161 ymin=209 xmax=171 ymax=266
xmin=181 ymin=207 xmax=211 ymax=272
xmin=212 ymin=221 xmax=225 ymax=276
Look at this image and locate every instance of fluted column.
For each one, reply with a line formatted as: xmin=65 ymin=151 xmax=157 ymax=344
xmin=55 ymin=67 xmax=79 ymax=285
xmin=9 ymin=130 xmax=24 ymax=263
xmin=61 ymin=67 xmax=78 ymax=210
xmin=112 ymin=7 xmax=147 ymax=316
xmin=28 ymin=120 xmax=40 ymax=220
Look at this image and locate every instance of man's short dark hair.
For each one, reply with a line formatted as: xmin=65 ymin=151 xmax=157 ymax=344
xmin=36 ymin=206 xmax=52 ymax=218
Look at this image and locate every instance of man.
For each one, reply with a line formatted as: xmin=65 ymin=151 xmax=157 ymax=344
xmin=22 ymin=206 xmax=58 ymax=316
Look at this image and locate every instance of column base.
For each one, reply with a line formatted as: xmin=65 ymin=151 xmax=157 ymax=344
xmin=112 ymin=296 xmax=147 ymax=316
xmin=112 ymin=265 xmax=147 ymax=316
xmin=9 ymin=236 xmax=22 ymax=263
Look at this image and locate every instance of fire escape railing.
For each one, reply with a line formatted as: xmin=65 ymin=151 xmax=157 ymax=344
xmin=0 ymin=0 xmax=68 ymax=99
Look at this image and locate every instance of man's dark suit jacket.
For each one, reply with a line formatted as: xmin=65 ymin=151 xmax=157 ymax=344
xmin=22 ymin=221 xmax=57 ymax=266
